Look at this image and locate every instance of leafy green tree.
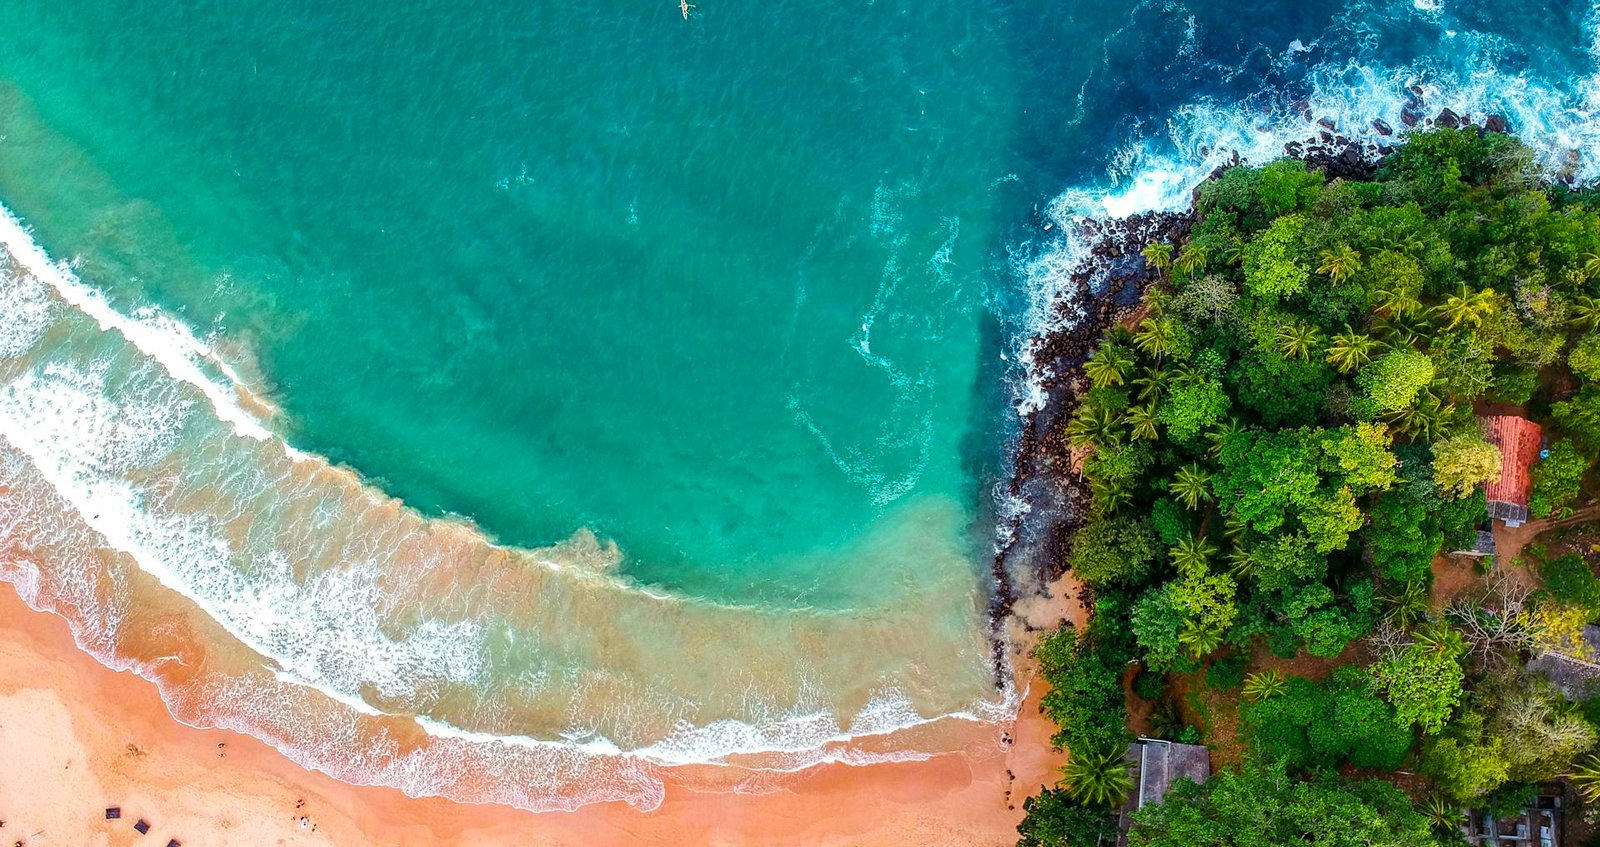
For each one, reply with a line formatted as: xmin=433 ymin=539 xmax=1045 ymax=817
xmin=1132 ymin=585 xmax=1194 ymax=674
xmin=1485 ymin=680 xmax=1597 ymax=782
xmin=1157 ymin=379 xmax=1232 ymax=443
xmin=1017 ymin=787 xmax=1119 ymax=847
xmin=1553 ymin=386 xmax=1600 ymax=448
xmin=1150 ymin=497 xmax=1194 ymax=546
xmin=1128 ymin=757 xmax=1434 ymax=847
xmin=1069 ymin=517 xmax=1162 ymax=588
xmin=1528 ymin=440 xmax=1591 ymax=519
xmin=1059 ymin=744 xmax=1136 ymax=807
xmin=1242 ymin=214 xmax=1311 ymax=301
xmin=1359 ymin=349 xmax=1436 ymax=411
xmin=1319 ymin=423 xmax=1398 ymax=494
xmin=1419 ymin=711 xmax=1510 ymax=803
xmin=1568 ymin=332 xmax=1600 ymax=381
xmin=1035 ymin=629 xmax=1131 ymax=756
xmin=1229 ymin=350 xmax=1335 ymax=428
xmin=1372 ymin=639 xmax=1465 ymax=735
xmin=1537 ymin=552 xmax=1600 ymax=611
xmin=1431 ymin=431 xmax=1502 ymax=499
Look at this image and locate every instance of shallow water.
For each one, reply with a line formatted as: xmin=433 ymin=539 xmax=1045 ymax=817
xmin=0 ymin=0 xmax=1596 ymax=812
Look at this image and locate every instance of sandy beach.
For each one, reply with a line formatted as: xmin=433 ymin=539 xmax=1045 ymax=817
xmin=0 ymin=578 xmax=1079 ymax=847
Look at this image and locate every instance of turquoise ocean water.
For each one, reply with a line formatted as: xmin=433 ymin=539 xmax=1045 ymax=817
xmin=1 ymin=0 xmax=1598 ymax=812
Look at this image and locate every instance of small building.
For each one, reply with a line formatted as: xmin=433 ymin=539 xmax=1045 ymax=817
xmin=1452 ymin=529 xmax=1498 ymax=559
xmin=1464 ymin=792 xmax=1561 ymax=846
xmin=1481 ymin=415 xmax=1543 ymax=528
xmin=1117 ymin=738 xmax=1210 ymax=844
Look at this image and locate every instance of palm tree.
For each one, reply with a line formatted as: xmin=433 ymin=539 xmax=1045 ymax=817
xmin=1241 ymin=669 xmax=1287 ymax=703
xmin=1171 ymin=361 xmax=1207 ymax=388
xmin=1413 ymin=621 xmax=1467 ymax=658
xmin=1275 ymin=321 xmax=1325 ymax=360
xmin=1421 ymin=796 xmax=1461 ymax=835
xmin=1134 ymin=317 xmax=1181 ymax=360
xmin=1318 ymin=245 xmax=1362 ymax=283
xmin=1142 ymin=242 xmax=1174 ymax=273
xmin=1221 ymin=513 xmax=1249 ymax=541
xmin=1381 ymin=579 xmax=1431 ymax=630
xmin=1226 ymin=544 xmax=1254 ymax=578
xmin=1570 ymin=755 xmax=1600 ymax=802
xmin=1569 ymin=295 xmax=1600 ymax=332
xmin=1372 ymin=285 xmax=1423 ymax=319
xmin=1179 ymin=619 xmax=1225 ymax=658
xmin=1372 ymin=315 xmax=1424 ymax=348
xmin=1089 ymin=476 xmax=1133 ymax=516
xmin=1084 ymin=344 xmax=1135 ymax=388
xmin=1434 ymin=284 xmax=1499 ymax=330
xmin=1204 ymin=418 xmax=1243 ymax=456
xmin=1066 ymin=406 xmax=1124 ymax=449
xmin=1171 ymin=464 xmax=1213 ymax=510
xmin=1175 ymin=245 xmax=1208 ymax=277
xmin=1325 ymin=327 xmax=1378 ymax=374
xmin=1171 ymin=534 xmax=1218 ymax=574
xmin=1126 ymin=404 xmax=1160 ymax=441
xmin=1584 ymin=253 xmax=1600 ymax=281
xmin=1058 ymin=745 xmax=1135 ymax=807
xmin=1383 ymin=391 xmax=1451 ymax=441
xmin=1133 ymin=368 xmax=1170 ymax=403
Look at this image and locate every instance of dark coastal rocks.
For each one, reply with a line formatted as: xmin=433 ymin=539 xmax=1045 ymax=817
xmin=1485 ymin=114 xmax=1509 ymax=133
xmin=1316 ymin=117 xmax=1336 ymax=131
xmin=1436 ymin=107 xmax=1462 ymax=128
xmin=1372 ymin=119 xmax=1393 ymax=136
xmin=995 ymin=211 xmax=1190 ymax=609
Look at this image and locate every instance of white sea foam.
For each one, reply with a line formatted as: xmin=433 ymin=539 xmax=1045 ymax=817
xmin=0 ymin=202 xmax=1012 ymax=811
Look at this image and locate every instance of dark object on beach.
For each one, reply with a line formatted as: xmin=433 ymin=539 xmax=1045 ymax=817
xmin=1436 ymin=108 xmax=1461 ymax=128
xmin=166 ymin=840 xmax=181 ymax=847
xmin=105 ymin=807 xmax=121 ymax=820
xmin=1372 ymin=119 xmax=1393 ymax=136
xmin=1485 ymin=114 xmax=1509 ymax=133
xmin=134 ymin=819 xmax=150 ymax=835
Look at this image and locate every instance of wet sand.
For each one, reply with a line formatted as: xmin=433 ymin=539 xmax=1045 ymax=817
xmin=0 ymin=583 xmax=1079 ymax=846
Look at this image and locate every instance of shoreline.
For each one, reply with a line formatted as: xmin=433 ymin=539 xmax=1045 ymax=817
xmin=0 ymin=582 xmax=1081 ymax=846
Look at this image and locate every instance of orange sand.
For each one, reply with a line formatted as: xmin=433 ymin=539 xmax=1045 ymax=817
xmin=0 ymin=575 xmax=1082 ymax=846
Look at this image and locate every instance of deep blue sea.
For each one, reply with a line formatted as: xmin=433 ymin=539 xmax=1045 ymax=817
xmin=0 ymin=0 xmax=1595 ymax=811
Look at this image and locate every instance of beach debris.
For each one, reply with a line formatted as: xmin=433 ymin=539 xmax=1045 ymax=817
xmin=105 ymin=807 xmax=121 ymax=820
xmin=133 ymin=819 xmax=150 ymax=835
xmin=166 ymin=840 xmax=181 ymax=847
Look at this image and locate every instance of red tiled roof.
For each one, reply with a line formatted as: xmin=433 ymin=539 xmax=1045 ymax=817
xmin=1481 ymin=415 xmax=1542 ymax=506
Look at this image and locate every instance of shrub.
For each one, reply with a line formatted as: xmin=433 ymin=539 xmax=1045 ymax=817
xmin=1036 ymin=629 xmax=1131 ymax=756
xmin=1206 ymin=655 xmax=1247 ymax=691
xmin=1528 ymin=440 xmax=1591 ymax=519
xmin=1069 ymin=517 xmax=1162 ymax=588
xmin=1017 ymin=787 xmax=1118 ymax=847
